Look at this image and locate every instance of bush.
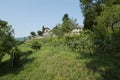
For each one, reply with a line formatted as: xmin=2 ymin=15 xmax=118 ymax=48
xmin=10 ymin=47 xmax=21 ymax=67
xmin=64 ymin=30 xmax=94 ymax=55
xmin=31 ymin=41 xmax=42 ymax=51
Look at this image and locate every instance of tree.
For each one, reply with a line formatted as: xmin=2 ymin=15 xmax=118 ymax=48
xmin=79 ymin=0 xmax=120 ymax=31
xmin=52 ymin=24 xmax=63 ymax=36
xmin=62 ymin=13 xmax=71 ymax=33
xmin=103 ymin=0 xmax=120 ymax=6
xmin=42 ymin=26 xmax=45 ymax=33
xmin=92 ymin=5 xmax=120 ymax=55
xmin=37 ymin=30 xmax=43 ymax=36
xmin=95 ymin=5 xmax=120 ymax=34
xmin=69 ymin=18 xmax=79 ymax=30
xmin=62 ymin=13 xmax=69 ymax=21
xmin=52 ymin=15 xmax=79 ymax=36
xmin=0 ymin=20 xmax=15 ymax=62
xmin=80 ymin=0 xmax=104 ymax=31
xmin=30 ymin=31 xmax=36 ymax=38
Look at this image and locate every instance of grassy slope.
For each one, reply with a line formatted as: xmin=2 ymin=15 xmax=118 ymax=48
xmin=0 ymin=38 xmax=120 ymax=80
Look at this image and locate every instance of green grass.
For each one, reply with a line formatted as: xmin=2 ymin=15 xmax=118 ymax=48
xmin=0 ymin=38 xmax=120 ymax=80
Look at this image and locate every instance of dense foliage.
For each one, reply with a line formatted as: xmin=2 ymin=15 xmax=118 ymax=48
xmin=30 ymin=31 xmax=36 ymax=38
xmin=0 ymin=20 xmax=15 ymax=62
xmin=64 ymin=30 xmax=94 ymax=56
xmin=31 ymin=41 xmax=42 ymax=50
xmin=79 ymin=0 xmax=120 ymax=31
xmin=78 ymin=0 xmax=120 ymax=56
xmin=52 ymin=24 xmax=63 ymax=36
xmin=93 ymin=5 xmax=120 ymax=55
xmin=52 ymin=14 xmax=78 ymax=36
xmin=37 ymin=30 xmax=43 ymax=36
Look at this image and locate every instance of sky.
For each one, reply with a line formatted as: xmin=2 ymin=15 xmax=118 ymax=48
xmin=0 ymin=0 xmax=84 ymax=37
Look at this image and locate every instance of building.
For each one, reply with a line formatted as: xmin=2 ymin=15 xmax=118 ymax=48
xmin=44 ymin=27 xmax=50 ymax=33
xmin=72 ymin=27 xmax=83 ymax=35
xmin=42 ymin=27 xmax=52 ymax=37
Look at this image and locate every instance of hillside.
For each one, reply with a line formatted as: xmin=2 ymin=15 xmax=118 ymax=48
xmin=0 ymin=38 xmax=120 ymax=80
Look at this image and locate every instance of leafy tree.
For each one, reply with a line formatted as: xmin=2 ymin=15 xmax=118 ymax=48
xmin=52 ymin=15 xmax=79 ymax=36
xmin=93 ymin=5 xmax=120 ymax=55
xmin=62 ymin=13 xmax=71 ymax=33
xmin=0 ymin=20 xmax=15 ymax=62
xmin=69 ymin=18 xmax=79 ymax=30
xmin=37 ymin=30 xmax=43 ymax=36
xmin=62 ymin=13 xmax=69 ymax=21
xmin=30 ymin=31 xmax=36 ymax=38
xmin=95 ymin=5 xmax=120 ymax=34
xmin=103 ymin=0 xmax=120 ymax=6
xmin=80 ymin=0 xmax=104 ymax=31
xmin=52 ymin=24 xmax=63 ymax=36
xmin=79 ymin=0 xmax=120 ymax=31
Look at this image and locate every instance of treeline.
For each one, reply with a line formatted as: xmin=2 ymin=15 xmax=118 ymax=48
xmin=29 ymin=13 xmax=79 ymax=38
xmin=30 ymin=26 xmax=45 ymax=38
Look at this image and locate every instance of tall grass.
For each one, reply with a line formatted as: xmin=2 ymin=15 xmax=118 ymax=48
xmin=0 ymin=38 xmax=120 ymax=80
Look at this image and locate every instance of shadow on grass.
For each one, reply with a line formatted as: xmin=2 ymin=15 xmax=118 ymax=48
xmin=78 ymin=54 xmax=120 ymax=80
xmin=0 ymin=50 xmax=34 ymax=76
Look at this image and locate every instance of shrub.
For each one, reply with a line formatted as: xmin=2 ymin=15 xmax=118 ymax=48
xmin=10 ymin=47 xmax=21 ymax=68
xmin=64 ymin=30 xmax=94 ymax=55
xmin=31 ymin=41 xmax=42 ymax=51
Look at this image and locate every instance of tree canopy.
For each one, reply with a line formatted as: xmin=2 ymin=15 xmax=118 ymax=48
xmin=30 ymin=31 xmax=36 ymax=38
xmin=0 ymin=20 xmax=15 ymax=62
xmin=52 ymin=13 xmax=79 ymax=36
xmin=79 ymin=0 xmax=120 ymax=31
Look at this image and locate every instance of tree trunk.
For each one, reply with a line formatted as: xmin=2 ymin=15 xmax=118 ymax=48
xmin=11 ymin=52 xmax=14 ymax=73
xmin=0 ymin=54 xmax=4 ymax=64
xmin=0 ymin=58 xmax=1 ymax=64
xmin=111 ymin=25 xmax=115 ymax=35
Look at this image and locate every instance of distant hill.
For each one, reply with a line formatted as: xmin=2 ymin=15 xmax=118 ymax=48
xmin=15 ymin=37 xmax=29 ymax=41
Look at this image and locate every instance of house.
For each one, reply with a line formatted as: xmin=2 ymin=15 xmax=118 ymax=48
xmin=43 ymin=27 xmax=52 ymax=37
xmin=44 ymin=27 xmax=50 ymax=33
xmin=72 ymin=27 xmax=83 ymax=34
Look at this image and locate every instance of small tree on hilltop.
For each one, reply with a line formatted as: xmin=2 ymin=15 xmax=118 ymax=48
xmin=62 ymin=13 xmax=72 ymax=33
xmin=37 ymin=30 xmax=43 ymax=36
xmin=30 ymin=31 xmax=36 ymax=38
